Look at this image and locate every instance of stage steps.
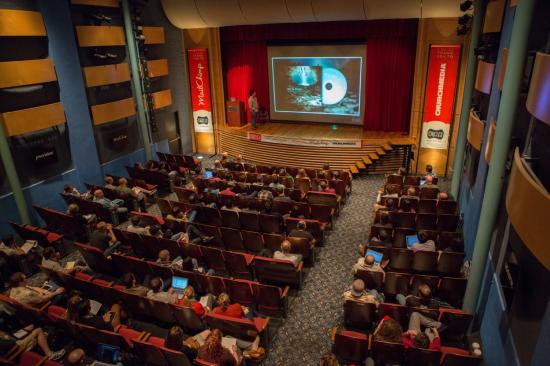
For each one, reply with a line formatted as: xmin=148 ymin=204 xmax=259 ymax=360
xmin=218 ymin=129 xmax=407 ymax=174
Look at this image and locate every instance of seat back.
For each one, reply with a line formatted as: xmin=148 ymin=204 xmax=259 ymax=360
xmin=220 ymin=209 xmax=240 ymax=229
xmin=263 ymin=233 xmax=285 ymax=252
xmin=259 ymin=214 xmax=282 ymax=233
xmin=78 ymin=323 xmax=133 ymax=351
xmin=241 ymin=230 xmax=264 ymax=254
xmin=438 ymin=277 xmax=467 ymax=307
xmin=172 ymin=306 xmax=206 ymax=334
xmin=204 ymin=313 xmax=258 ymax=341
xmin=383 ymin=272 xmax=411 ymax=298
xmin=162 ymin=346 xmax=193 ymax=366
xmin=239 ymin=211 xmax=260 ymax=232
xmin=404 ymin=176 xmax=421 ymax=186
xmin=202 ymin=206 xmax=222 ymax=226
xmin=354 ymin=270 xmax=384 ymax=291
xmin=74 ymin=242 xmax=113 ymax=275
xmin=406 ymin=347 xmax=442 ymax=366
xmin=224 ymin=251 xmax=253 ymax=279
xmin=441 ymin=352 xmax=482 ymax=366
xmin=287 ymin=236 xmax=312 ymax=260
xmin=333 ymin=331 xmax=369 ymax=364
xmin=410 ymin=275 xmax=440 ymax=296
xmin=437 ymin=200 xmax=458 ymax=215
xmin=111 ymin=254 xmax=151 ymax=282
xmin=225 ymin=279 xmax=255 ymax=307
xmin=416 ymin=213 xmax=437 ymax=230
xmin=437 ymin=214 xmax=460 ymax=231
xmin=307 ymin=191 xmax=337 ymax=209
xmin=390 ymin=211 xmax=416 ymax=229
xmin=420 ymin=186 xmax=439 ymax=199
xmin=133 ymin=339 xmax=167 ymax=366
xmin=201 ymin=247 xmax=227 ymax=273
xmin=412 ymin=251 xmax=438 ymax=273
xmin=418 ymin=199 xmax=437 ymax=214
xmin=439 ymin=310 xmax=473 ymax=344
xmin=437 ymin=252 xmax=464 ymax=276
xmin=343 ymin=301 xmax=376 ymax=330
xmin=253 ymin=256 xmax=301 ymax=287
xmin=309 ymin=204 xmax=332 ymax=224
xmin=252 ymin=283 xmax=284 ymax=315
xmin=387 ymin=174 xmax=404 ymax=185
xmin=372 ymin=340 xmax=405 ymax=366
xmin=389 ymin=249 xmax=413 ymax=271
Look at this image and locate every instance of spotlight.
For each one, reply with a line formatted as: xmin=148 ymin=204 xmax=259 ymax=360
xmin=460 ymin=0 xmax=473 ymax=12
xmin=458 ymin=14 xmax=472 ymax=26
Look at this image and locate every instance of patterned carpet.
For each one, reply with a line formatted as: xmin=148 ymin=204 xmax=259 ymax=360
xmin=262 ymin=175 xmax=385 ymax=366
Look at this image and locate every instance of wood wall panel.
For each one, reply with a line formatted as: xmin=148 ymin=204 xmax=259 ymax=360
xmin=71 ymin=0 xmax=120 ymax=7
xmin=482 ymin=0 xmax=506 ymax=34
xmin=0 ymin=9 xmax=46 ymax=37
xmin=83 ymin=63 xmax=130 ymax=88
xmin=485 ymin=118 xmax=496 ymax=164
xmin=475 ymin=60 xmax=495 ymax=94
xmin=147 ymin=59 xmax=169 ymax=78
xmin=497 ymin=48 xmax=508 ymax=90
xmin=467 ymin=109 xmax=484 ymax=150
xmin=1 ymin=102 xmax=65 ymax=136
xmin=151 ymin=89 xmax=172 ymax=109
xmin=0 ymin=59 xmax=57 ymax=89
xmin=506 ymin=149 xmax=550 ymax=271
xmin=526 ymin=52 xmax=550 ymax=125
xmin=143 ymin=26 xmax=165 ymax=44
xmin=76 ymin=26 xmax=125 ymax=47
xmin=91 ymin=97 xmax=135 ymax=125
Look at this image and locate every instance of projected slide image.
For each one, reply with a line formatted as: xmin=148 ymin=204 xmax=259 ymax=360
xmin=273 ymin=57 xmax=362 ymax=116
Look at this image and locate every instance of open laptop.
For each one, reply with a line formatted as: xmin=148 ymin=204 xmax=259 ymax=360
xmin=94 ymin=344 xmax=119 ymax=366
xmin=366 ymin=249 xmax=383 ymax=265
xmin=204 ymin=170 xmax=213 ymax=179
xmin=172 ymin=276 xmax=189 ymax=297
xmin=406 ymin=235 xmax=419 ymax=248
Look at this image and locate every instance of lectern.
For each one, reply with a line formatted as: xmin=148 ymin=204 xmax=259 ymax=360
xmin=226 ymin=100 xmax=247 ymax=127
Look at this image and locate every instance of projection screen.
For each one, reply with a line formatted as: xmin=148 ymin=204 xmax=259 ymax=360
xmin=268 ymin=44 xmax=366 ymax=125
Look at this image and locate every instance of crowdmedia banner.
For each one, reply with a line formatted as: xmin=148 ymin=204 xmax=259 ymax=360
xmin=187 ymin=48 xmax=213 ymax=133
xmin=420 ymin=45 xmax=461 ymax=150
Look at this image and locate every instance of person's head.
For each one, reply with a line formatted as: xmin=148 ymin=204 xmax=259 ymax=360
xmin=149 ymin=225 xmax=161 ymax=237
xmin=65 ymin=348 xmax=86 ymax=366
xmin=119 ymin=177 xmax=128 ymax=187
xmin=214 ymin=159 xmax=222 ymax=167
xmin=149 ymin=277 xmax=164 ymax=293
xmin=158 ymin=249 xmax=170 ymax=262
xmin=297 ymin=169 xmax=306 ymax=177
xmin=418 ymin=283 xmax=432 ymax=300
xmin=165 ymin=325 xmax=185 ymax=350
xmin=183 ymin=286 xmax=195 ymax=299
xmin=67 ymin=203 xmax=80 ymax=215
xmin=350 ymin=279 xmax=365 ymax=298
xmin=365 ymin=255 xmax=375 ymax=266
xmin=438 ymin=192 xmax=449 ymax=200
xmin=163 ymin=228 xmax=174 ymax=239
xmin=279 ymin=168 xmax=287 ymax=176
xmin=216 ymin=293 xmax=231 ymax=308
xmin=64 ymin=184 xmax=75 ymax=193
xmin=380 ymin=212 xmax=390 ymax=225
xmin=386 ymin=198 xmax=395 ymax=209
xmin=417 ymin=230 xmax=428 ymax=243
xmin=318 ymin=171 xmax=326 ymax=180
xmin=375 ymin=318 xmax=403 ymax=343
xmin=277 ymin=186 xmax=285 ymax=196
xmin=319 ymin=352 xmax=339 ymax=366
xmin=130 ymin=216 xmax=141 ymax=227
xmin=236 ymin=154 xmax=243 ymax=163
xmin=249 ymin=89 xmax=256 ymax=97
xmin=379 ymin=229 xmax=389 ymax=242
xmin=95 ymin=221 xmax=108 ymax=232
xmin=425 ymin=175 xmax=434 ymax=185
xmin=202 ymin=329 xmax=224 ymax=360
xmin=407 ymin=186 xmax=416 ymax=196
xmin=323 ymin=163 xmax=330 ymax=171
xmin=105 ymin=176 xmax=113 ymax=185
xmin=172 ymin=208 xmax=184 ymax=219
xmin=9 ymin=272 xmax=27 ymax=288
xmin=281 ymin=240 xmax=292 ymax=254
xmin=221 ymin=152 xmax=228 ymax=160
xmin=401 ymin=199 xmax=411 ymax=212
xmin=413 ymin=332 xmax=430 ymax=349
xmin=121 ymin=272 xmax=137 ymax=289
xmin=297 ymin=220 xmax=307 ymax=231
xmin=398 ymin=167 xmax=406 ymax=176
xmin=426 ymin=165 xmax=433 ymax=174
xmin=134 ymin=161 xmax=143 ymax=169
xmin=332 ymin=171 xmax=340 ymax=180
xmin=67 ymin=295 xmax=88 ymax=321
xmin=319 ymin=180 xmax=327 ymax=190
xmin=93 ymin=189 xmax=104 ymax=199
xmin=43 ymin=246 xmax=60 ymax=261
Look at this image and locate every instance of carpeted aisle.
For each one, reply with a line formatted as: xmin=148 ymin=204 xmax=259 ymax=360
xmin=263 ymin=175 xmax=384 ymax=365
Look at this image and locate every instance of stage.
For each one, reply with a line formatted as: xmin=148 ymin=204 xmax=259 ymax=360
xmin=217 ymin=122 xmax=414 ymax=172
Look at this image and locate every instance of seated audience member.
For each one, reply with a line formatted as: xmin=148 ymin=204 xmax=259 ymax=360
xmin=258 ymin=187 xmax=273 ymax=201
xmin=89 ymin=221 xmax=122 ymax=256
xmin=93 ymin=189 xmax=128 ymax=220
xmin=399 ymin=198 xmax=415 ymax=213
xmin=423 ymin=175 xmax=439 ymax=189
xmin=396 ymin=283 xmax=439 ymax=309
xmin=296 ymin=169 xmax=308 ymax=179
xmin=204 ymin=181 xmax=220 ymax=195
xmin=213 ymin=159 xmax=225 ymax=173
xmin=424 ymin=164 xmax=437 ymax=178
xmin=444 ymin=237 xmax=465 ymax=253
xmin=221 ymin=200 xmax=240 ymax=212
xmin=320 ymin=352 xmax=340 ymax=366
xmin=319 ymin=180 xmax=336 ymax=194
xmin=352 ymin=254 xmax=386 ymax=276
xmin=117 ymin=177 xmax=143 ymax=210
xmin=240 ymin=200 xmax=258 ymax=213
xmin=157 ymin=249 xmax=195 ymax=271
xmin=438 ymin=191 xmax=449 ymax=201
xmin=220 ymin=186 xmax=237 ymax=197
xmin=165 ymin=325 xmax=199 ymax=360
xmin=126 ymin=216 xmax=150 ymax=235
xmin=64 ymin=348 xmax=99 ymax=366
xmin=9 ymin=272 xmax=64 ymax=306
xmin=411 ymin=231 xmax=436 ymax=252
xmin=401 ymin=186 xmax=419 ymax=200
xmin=373 ymin=317 xmax=403 ymax=344
xmin=147 ymin=277 xmax=177 ymax=304
xmin=273 ymin=187 xmax=292 ymax=203
xmin=369 ymin=229 xmax=392 ymax=247
xmin=0 ymin=327 xmax=65 ymax=360
xmin=212 ymin=293 xmax=252 ymax=320
xmin=402 ymin=312 xmax=442 ymax=351
xmin=41 ymin=247 xmax=87 ymax=274
xmin=273 ymin=240 xmax=302 ymax=268
xmin=269 ymin=174 xmax=285 ymax=190
xmin=0 ymin=238 xmax=25 ymax=291
xmin=279 ymin=168 xmax=293 ymax=184
xmin=220 ymin=152 xmax=230 ymax=165
xmin=67 ymin=295 xmax=121 ymax=331
xmin=63 ymin=184 xmax=82 ymax=197
xmin=377 ymin=212 xmax=393 ymax=229
xmin=197 ymin=329 xmax=241 ymax=366
xmin=104 ymin=176 xmax=116 ymax=190
xmin=120 ymin=272 xmax=149 ymax=296
xmin=342 ymin=279 xmax=384 ymax=306
xmin=397 ymin=167 xmax=407 ymax=176
xmin=321 ymin=163 xmax=332 ymax=178
xmin=149 ymin=225 xmax=164 ymax=238
xmin=289 ymin=220 xmax=316 ymax=245
xmin=179 ymin=286 xmax=207 ymax=317
xmin=67 ymin=203 xmax=95 ymax=229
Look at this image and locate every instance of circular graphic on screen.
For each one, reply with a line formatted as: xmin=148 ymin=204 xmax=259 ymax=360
xmin=322 ymin=67 xmax=347 ymax=105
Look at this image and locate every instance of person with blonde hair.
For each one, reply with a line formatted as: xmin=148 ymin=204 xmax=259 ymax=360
xmin=320 ymin=352 xmax=340 ymax=366
xmin=197 ymin=329 xmax=241 ymax=365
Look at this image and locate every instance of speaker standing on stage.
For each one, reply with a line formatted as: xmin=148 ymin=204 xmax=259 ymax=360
xmin=248 ymin=89 xmax=259 ymax=130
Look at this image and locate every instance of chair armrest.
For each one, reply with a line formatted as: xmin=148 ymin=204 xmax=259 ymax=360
xmin=6 ymin=345 xmax=23 ymax=361
xmin=296 ymin=261 xmax=304 ymax=272
xmin=260 ymin=316 xmax=271 ymax=332
xmin=281 ymin=286 xmax=290 ymax=299
xmin=137 ymin=331 xmax=149 ymax=341
xmin=330 ymin=208 xmax=335 ymax=216
xmin=38 ymin=301 xmax=52 ymax=312
xmin=330 ymin=327 xmax=337 ymax=343
xmin=114 ymin=324 xmax=121 ymax=332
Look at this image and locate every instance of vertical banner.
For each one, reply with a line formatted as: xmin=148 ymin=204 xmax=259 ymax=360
xmin=187 ymin=48 xmax=214 ymax=133
xmin=420 ymin=45 xmax=461 ymax=149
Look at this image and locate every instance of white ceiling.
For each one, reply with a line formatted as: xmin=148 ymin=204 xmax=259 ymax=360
xmin=161 ymin=0 xmax=462 ymax=29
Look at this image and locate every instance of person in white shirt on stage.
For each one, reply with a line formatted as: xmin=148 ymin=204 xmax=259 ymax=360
xmin=248 ymin=89 xmax=259 ymax=130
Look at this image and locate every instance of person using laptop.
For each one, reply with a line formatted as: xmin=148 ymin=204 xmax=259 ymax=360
xmin=147 ymin=277 xmax=177 ymax=304
xmin=157 ymin=249 xmax=195 ymax=272
xmin=396 ymin=283 xmax=440 ymax=309
xmin=352 ymin=253 xmax=386 ymax=277
xmin=410 ymin=231 xmax=436 ymax=252
xmin=342 ymin=279 xmax=384 ymax=307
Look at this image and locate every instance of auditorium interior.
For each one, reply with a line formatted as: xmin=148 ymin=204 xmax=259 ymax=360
xmin=0 ymin=0 xmax=549 ymax=365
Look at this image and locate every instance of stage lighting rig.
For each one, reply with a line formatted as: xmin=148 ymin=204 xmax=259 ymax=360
xmin=460 ymin=0 xmax=473 ymax=12
xmin=458 ymin=14 xmax=472 ymax=26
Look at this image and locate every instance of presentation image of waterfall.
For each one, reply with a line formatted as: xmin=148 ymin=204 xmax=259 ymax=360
xmin=272 ymin=57 xmax=362 ymax=116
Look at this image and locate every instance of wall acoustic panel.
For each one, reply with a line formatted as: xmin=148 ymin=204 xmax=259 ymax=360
xmin=91 ymin=97 xmax=135 ymax=125
xmin=526 ymin=52 xmax=550 ymax=125
xmin=83 ymin=63 xmax=130 ymax=87
xmin=506 ymin=148 xmax=550 ymax=271
xmin=147 ymin=59 xmax=169 ymax=78
xmin=0 ymin=58 xmax=56 ymax=88
xmin=71 ymin=0 xmax=120 ymax=8
xmin=467 ymin=109 xmax=484 ymax=150
xmin=485 ymin=117 xmax=496 ymax=164
xmin=482 ymin=0 xmax=506 ymax=34
xmin=1 ymin=102 xmax=65 ymax=136
xmin=75 ymin=26 xmax=125 ymax=47
xmin=474 ymin=60 xmax=495 ymax=94
xmin=143 ymin=26 xmax=165 ymax=44
xmin=0 ymin=9 xmax=46 ymax=36
xmin=497 ymin=48 xmax=508 ymax=90
xmin=151 ymin=89 xmax=172 ymax=109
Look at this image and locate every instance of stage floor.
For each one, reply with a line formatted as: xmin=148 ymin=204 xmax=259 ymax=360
xmin=220 ymin=122 xmax=414 ymax=145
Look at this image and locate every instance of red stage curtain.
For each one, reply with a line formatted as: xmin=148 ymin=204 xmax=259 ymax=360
xmin=220 ymin=20 xmax=418 ymax=132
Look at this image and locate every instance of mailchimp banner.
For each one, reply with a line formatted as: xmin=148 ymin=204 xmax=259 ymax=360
xmin=420 ymin=45 xmax=461 ymax=150
xmin=187 ymin=48 xmax=214 ymax=133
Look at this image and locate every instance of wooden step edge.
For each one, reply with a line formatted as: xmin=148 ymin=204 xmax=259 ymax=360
xmin=375 ymin=148 xmax=386 ymax=155
xmin=369 ymin=153 xmax=380 ymax=160
xmin=362 ymin=156 xmax=373 ymax=165
xmin=356 ymin=162 xmax=366 ymax=169
xmin=349 ymin=166 xmax=359 ymax=174
xmin=382 ymin=142 xmax=393 ymax=151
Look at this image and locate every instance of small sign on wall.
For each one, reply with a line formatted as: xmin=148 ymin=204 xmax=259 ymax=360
xmin=187 ymin=48 xmax=214 ymax=133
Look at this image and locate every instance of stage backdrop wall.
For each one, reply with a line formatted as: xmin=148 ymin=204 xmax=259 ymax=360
xmin=220 ymin=20 xmax=418 ymax=132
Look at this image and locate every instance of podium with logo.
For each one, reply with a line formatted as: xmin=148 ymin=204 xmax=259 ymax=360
xmin=226 ymin=100 xmax=247 ymax=127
